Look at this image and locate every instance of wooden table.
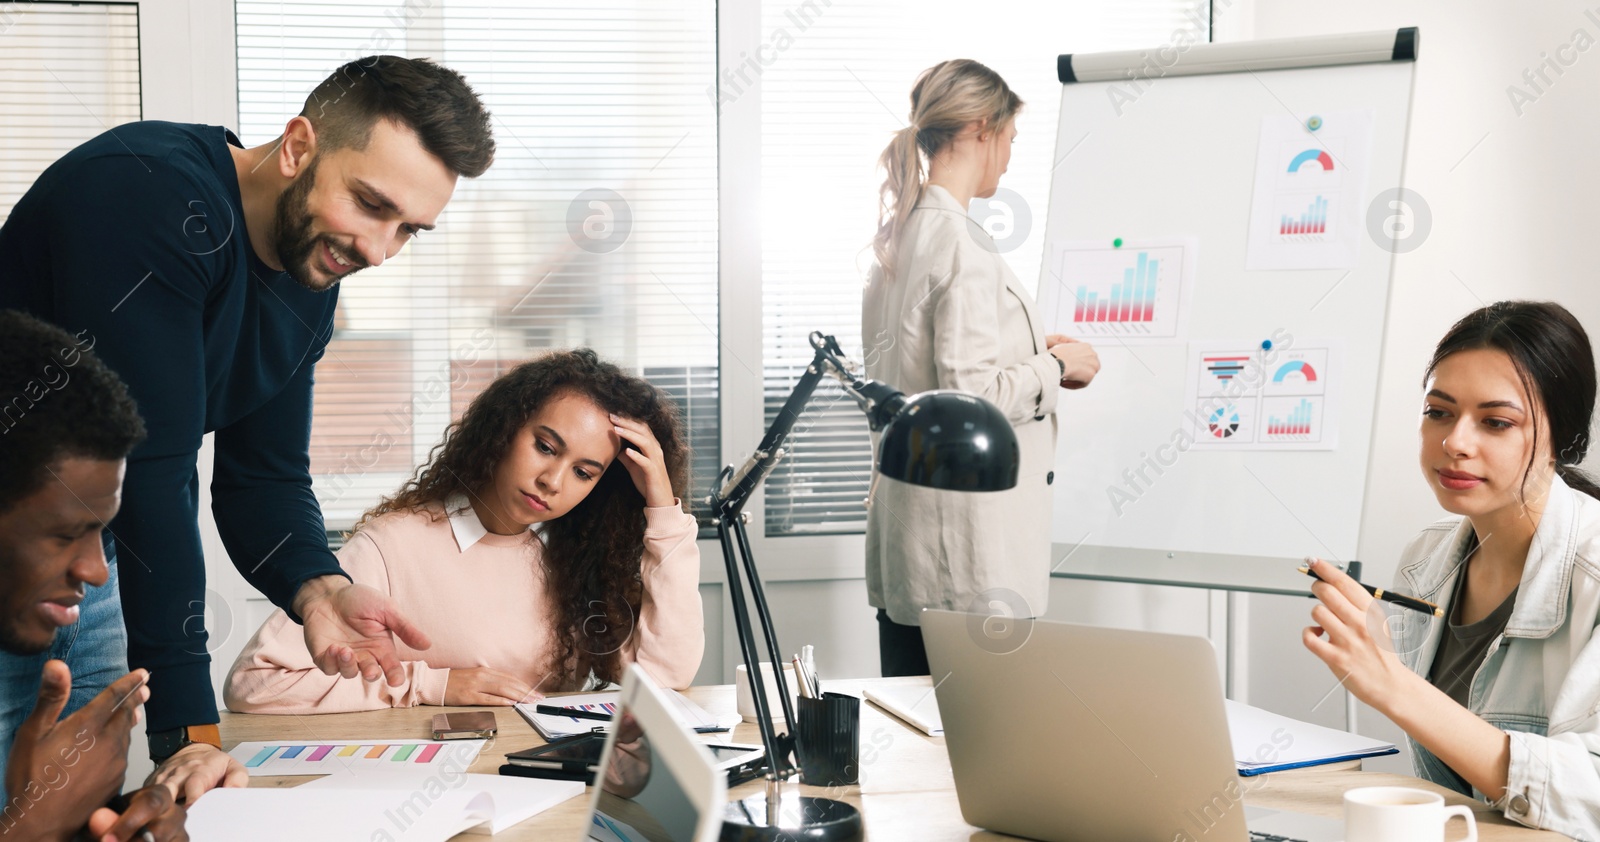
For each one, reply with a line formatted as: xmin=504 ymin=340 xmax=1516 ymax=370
xmin=218 ymin=676 xmax=1570 ymax=841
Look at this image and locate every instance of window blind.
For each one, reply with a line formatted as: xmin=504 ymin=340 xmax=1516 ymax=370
xmin=759 ymin=0 xmax=1210 ymax=535
xmin=0 ymin=1 xmax=142 ymax=223
xmin=236 ymin=0 xmax=719 ymax=528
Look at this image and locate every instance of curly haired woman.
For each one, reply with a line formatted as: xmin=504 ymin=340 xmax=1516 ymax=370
xmin=224 ymin=349 xmax=703 ymax=712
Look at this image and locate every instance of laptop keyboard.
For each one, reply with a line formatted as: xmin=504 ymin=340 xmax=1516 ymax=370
xmin=1248 ymin=833 xmax=1309 ymax=842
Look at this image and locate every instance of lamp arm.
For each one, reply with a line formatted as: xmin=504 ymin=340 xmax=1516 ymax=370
xmin=712 ymin=334 xmax=839 ymax=516
xmin=706 ymin=331 xmax=911 ymax=784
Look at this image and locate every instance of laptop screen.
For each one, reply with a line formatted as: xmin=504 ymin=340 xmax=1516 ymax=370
xmin=588 ymin=707 xmax=704 ymax=842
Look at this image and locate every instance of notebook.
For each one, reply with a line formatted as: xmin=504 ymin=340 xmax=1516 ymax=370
xmin=864 ymin=683 xmax=1395 ymax=774
xmin=516 ymin=689 xmax=725 ymax=740
xmin=1226 ymin=699 xmax=1398 ymax=775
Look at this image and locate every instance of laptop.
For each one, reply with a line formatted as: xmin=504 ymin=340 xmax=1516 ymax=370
xmin=582 ymin=665 xmax=728 ymax=842
xmin=920 ymin=609 xmax=1345 ymax=842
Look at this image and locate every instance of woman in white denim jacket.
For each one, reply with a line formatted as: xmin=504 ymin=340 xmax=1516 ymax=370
xmin=1305 ymin=300 xmax=1600 ymax=840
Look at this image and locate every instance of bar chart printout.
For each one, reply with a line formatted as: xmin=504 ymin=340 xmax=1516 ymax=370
xmin=1182 ymin=342 xmax=1340 ymax=451
xmin=229 ymin=739 xmax=486 ymax=777
xmin=1075 ymin=250 xmax=1159 ymax=323
xmin=1268 ymin=398 xmax=1314 ymax=435
xmin=1260 ymin=396 xmax=1327 ymax=443
xmin=1041 ymin=238 xmax=1196 ymax=343
xmin=1279 ymin=195 xmax=1328 ymax=236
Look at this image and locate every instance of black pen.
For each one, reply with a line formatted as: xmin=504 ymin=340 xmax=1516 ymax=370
xmin=1299 ymin=562 xmax=1443 ymax=618
xmin=536 ymin=704 xmax=612 ymax=722
xmin=536 ymin=703 xmax=729 ymax=734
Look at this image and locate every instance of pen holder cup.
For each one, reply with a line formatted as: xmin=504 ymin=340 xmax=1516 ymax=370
xmin=794 ymin=692 xmax=861 ymax=787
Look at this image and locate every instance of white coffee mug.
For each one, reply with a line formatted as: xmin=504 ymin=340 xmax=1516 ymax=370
xmin=734 ymin=662 xmax=799 ymax=722
xmin=1344 ymin=786 xmax=1477 ymax=842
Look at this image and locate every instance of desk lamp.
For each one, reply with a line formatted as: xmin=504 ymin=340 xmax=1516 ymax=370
xmin=711 ymin=331 xmax=1020 ymax=841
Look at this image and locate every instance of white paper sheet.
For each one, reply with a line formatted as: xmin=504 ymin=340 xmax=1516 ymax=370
xmin=185 ymin=788 xmax=489 ymax=842
xmin=303 ymin=771 xmax=585 ymax=834
xmin=1245 ymin=111 xmax=1375 ymax=270
xmin=1180 ymin=339 xmax=1341 ymax=451
xmin=1036 ymin=238 xmax=1198 ymax=345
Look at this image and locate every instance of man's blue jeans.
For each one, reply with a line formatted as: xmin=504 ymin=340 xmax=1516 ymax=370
xmin=0 ymin=556 xmax=128 ymax=802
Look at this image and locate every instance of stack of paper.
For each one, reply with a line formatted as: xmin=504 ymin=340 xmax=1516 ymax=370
xmin=516 ymin=689 xmax=723 ymax=740
xmin=184 ymin=772 xmax=583 ymax=841
xmin=1226 ymin=699 xmax=1398 ymax=776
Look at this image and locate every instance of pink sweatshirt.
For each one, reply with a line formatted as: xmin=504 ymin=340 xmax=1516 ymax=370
xmin=224 ymin=497 xmax=704 ymax=713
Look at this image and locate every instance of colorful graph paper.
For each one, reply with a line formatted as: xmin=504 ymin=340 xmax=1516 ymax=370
xmin=230 ymin=739 xmax=483 ymax=777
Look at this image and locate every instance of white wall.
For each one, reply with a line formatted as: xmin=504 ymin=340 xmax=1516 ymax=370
xmin=1225 ymin=0 xmax=1600 ymax=774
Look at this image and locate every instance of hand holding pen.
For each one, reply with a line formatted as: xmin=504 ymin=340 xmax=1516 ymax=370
xmin=1298 ymin=557 xmax=1442 ymax=617
xmin=1300 ymin=556 xmax=1438 ymax=720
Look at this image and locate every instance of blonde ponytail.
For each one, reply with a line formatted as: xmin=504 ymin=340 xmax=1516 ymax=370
xmin=871 ymin=59 xmax=1023 ymax=279
xmin=873 ymin=125 xmax=925 ymax=277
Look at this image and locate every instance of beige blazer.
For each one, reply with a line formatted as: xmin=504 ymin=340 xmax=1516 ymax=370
xmin=862 ymin=184 xmax=1061 ymax=626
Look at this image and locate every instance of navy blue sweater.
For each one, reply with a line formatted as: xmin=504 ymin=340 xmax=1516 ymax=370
xmin=0 ymin=121 xmax=348 ymax=730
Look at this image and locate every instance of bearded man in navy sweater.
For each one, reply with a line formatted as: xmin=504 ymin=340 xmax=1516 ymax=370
xmin=0 ymin=55 xmax=494 ymax=801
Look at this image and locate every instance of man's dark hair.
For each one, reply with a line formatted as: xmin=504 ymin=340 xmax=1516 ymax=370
xmin=0 ymin=310 xmax=146 ymax=513
xmin=302 ymin=55 xmax=495 ymax=178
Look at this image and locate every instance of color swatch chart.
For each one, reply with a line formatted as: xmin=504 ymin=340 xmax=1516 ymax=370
xmin=229 ymin=739 xmax=485 ymax=777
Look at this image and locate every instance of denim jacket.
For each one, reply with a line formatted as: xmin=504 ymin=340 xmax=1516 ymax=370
xmin=1392 ymin=474 xmax=1600 ymax=840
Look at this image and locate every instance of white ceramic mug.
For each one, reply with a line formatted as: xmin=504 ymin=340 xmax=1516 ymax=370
xmin=734 ymin=662 xmax=799 ymax=722
xmin=1344 ymin=786 xmax=1477 ymax=842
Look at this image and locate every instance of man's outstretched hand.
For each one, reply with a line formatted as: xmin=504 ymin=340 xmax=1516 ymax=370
xmin=293 ymin=575 xmax=432 ymax=686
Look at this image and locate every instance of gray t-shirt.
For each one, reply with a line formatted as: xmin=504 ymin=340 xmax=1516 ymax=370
xmin=1427 ymin=568 xmax=1518 ymax=709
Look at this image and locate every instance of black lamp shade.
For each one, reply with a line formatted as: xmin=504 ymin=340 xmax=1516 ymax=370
xmin=875 ymin=390 xmax=1020 ymax=492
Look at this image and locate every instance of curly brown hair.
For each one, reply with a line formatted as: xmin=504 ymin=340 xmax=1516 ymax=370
xmin=358 ymin=349 xmax=690 ymax=690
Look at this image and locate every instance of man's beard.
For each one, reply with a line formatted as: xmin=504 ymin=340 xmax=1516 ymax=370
xmin=0 ymin=618 xmax=50 ymax=657
xmin=271 ymin=158 xmax=350 ymax=293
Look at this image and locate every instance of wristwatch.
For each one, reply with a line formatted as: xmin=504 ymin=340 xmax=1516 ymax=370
xmin=149 ymin=724 xmax=223 ymax=763
xmin=1055 ymin=355 xmax=1067 ymax=380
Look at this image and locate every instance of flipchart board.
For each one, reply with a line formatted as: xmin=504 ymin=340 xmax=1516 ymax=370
xmin=1040 ymin=29 xmax=1419 ymax=569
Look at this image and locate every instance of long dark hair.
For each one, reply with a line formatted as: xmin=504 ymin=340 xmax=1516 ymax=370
xmin=359 ymin=349 xmax=690 ymax=689
xmin=1426 ymin=301 xmax=1600 ymax=501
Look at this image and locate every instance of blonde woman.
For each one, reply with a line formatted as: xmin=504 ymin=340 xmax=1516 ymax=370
xmin=863 ymin=60 xmax=1100 ymax=676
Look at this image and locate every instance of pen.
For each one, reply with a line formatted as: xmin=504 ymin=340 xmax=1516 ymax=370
xmin=801 ymin=644 xmax=820 ymax=695
xmin=537 ymin=704 xmax=728 ymax=733
xmin=792 ymin=655 xmax=812 ymax=699
xmin=1299 ymin=563 xmax=1443 ymax=618
xmin=536 ymin=704 xmax=612 ymax=722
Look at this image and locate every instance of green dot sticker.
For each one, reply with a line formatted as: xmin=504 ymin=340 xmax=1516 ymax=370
xmin=1112 ymin=238 xmax=1123 ymax=248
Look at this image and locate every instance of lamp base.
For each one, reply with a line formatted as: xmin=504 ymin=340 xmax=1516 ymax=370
xmin=720 ymin=793 xmax=863 ymax=841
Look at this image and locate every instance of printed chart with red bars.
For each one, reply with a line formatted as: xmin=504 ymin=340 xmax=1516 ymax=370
xmin=1183 ymin=342 xmax=1338 ymax=451
xmin=1074 ymin=249 xmax=1159 ymax=324
xmin=1266 ymin=398 xmax=1315 ymax=436
xmin=229 ymin=738 xmax=485 ymax=777
xmin=1278 ymin=195 xmax=1329 ymax=236
xmin=1260 ymin=396 xmax=1326 ymax=443
xmin=1042 ymin=239 xmax=1195 ymax=342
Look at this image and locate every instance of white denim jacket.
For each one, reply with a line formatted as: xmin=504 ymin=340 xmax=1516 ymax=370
xmin=1392 ymin=474 xmax=1600 ymax=840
